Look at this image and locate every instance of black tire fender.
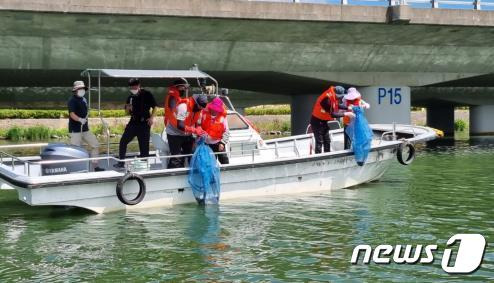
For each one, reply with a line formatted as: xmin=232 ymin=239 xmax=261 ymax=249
xmin=116 ymin=173 xmax=146 ymax=205
xmin=397 ymin=142 xmax=415 ymax=165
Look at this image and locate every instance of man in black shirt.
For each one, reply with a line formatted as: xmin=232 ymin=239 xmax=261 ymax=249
xmin=68 ymin=80 xmax=104 ymax=171
xmin=115 ymin=78 xmax=157 ymax=168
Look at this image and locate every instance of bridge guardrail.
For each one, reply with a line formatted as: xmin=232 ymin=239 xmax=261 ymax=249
xmin=242 ymin=0 xmax=494 ymax=11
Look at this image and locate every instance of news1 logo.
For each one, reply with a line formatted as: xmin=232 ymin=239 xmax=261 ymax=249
xmin=351 ymin=234 xmax=487 ymax=274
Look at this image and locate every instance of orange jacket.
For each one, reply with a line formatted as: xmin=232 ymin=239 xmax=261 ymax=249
xmin=184 ymin=97 xmax=201 ymax=128
xmin=343 ymin=98 xmax=360 ymax=125
xmin=201 ymin=110 xmax=227 ymax=141
xmin=164 ymin=86 xmax=184 ymax=127
xmin=312 ymin=86 xmax=339 ymax=121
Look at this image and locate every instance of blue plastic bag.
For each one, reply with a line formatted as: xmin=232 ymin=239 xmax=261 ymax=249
xmin=188 ymin=138 xmax=221 ymax=204
xmin=345 ymin=107 xmax=373 ymax=166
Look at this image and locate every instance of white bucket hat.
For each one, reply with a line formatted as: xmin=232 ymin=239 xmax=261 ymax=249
xmin=344 ymin=87 xmax=361 ymax=101
xmin=72 ymin=81 xmax=87 ymax=91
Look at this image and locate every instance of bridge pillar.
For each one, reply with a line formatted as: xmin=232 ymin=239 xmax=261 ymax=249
xmin=291 ymin=94 xmax=318 ymax=135
xmin=359 ymin=86 xmax=411 ymax=124
xmin=470 ymin=105 xmax=494 ymax=135
xmin=427 ymin=105 xmax=454 ymax=136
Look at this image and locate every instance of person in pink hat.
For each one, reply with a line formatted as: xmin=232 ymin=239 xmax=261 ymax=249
xmin=342 ymin=87 xmax=370 ymax=149
xmin=197 ymin=97 xmax=230 ymax=164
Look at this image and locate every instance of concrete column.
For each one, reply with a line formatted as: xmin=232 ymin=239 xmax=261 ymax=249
xmin=359 ymin=86 xmax=411 ymax=124
xmin=426 ymin=105 xmax=454 ymax=136
xmin=291 ymin=94 xmax=318 ymax=135
xmin=470 ymin=105 xmax=494 ymax=135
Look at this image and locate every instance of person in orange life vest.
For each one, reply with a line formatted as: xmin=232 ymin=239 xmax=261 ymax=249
xmin=342 ymin=87 xmax=370 ymax=150
xmin=166 ymin=94 xmax=208 ymax=168
xmin=310 ymin=85 xmax=355 ymax=154
xmin=164 ymin=78 xmax=188 ymax=127
xmin=197 ymin=97 xmax=230 ymax=164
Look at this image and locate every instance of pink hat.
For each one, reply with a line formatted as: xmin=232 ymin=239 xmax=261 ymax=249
xmin=207 ymin=97 xmax=224 ymax=113
xmin=344 ymin=87 xmax=361 ymax=101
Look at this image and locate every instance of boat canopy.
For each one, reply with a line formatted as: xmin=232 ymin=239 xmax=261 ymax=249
xmin=81 ymin=69 xmax=212 ymax=79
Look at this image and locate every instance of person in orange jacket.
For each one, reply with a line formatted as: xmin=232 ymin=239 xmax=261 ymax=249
xmin=164 ymin=79 xmax=188 ymax=127
xmin=342 ymin=87 xmax=370 ymax=150
xmin=310 ymin=85 xmax=354 ymax=153
xmin=197 ymin=97 xmax=230 ymax=164
xmin=166 ymin=94 xmax=208 ymax=168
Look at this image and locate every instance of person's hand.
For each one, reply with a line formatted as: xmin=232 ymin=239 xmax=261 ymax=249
xmin=79 ymin=117 xmax=87 ymax=125
xmin=363 ymin=102 xmax=370 ymax=109
xmin=344 ymin=112 xmax=355 ymax=119
xmin=196 ymin=127 xmax=207 ymax=137
xmin=218 ymin=143 xmax=225 ymax=151
xmin=185 ymin=126 xmax=196 ymax=134
xmin=147 ymin=116 xmax=155 ymax=126
xmin=125 ymin=104 xmax=133 ymax=112
xmin=348 ymin=105 xmax=353 ymax=111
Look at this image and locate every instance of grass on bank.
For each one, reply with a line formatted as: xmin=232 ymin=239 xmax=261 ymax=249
xmin=0 ymin=124 xmax=165 ymax=141
xmin=0 ymin=108 xmax=165 ymax=119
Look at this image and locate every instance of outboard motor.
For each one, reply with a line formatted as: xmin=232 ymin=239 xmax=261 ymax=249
xmin=41 ymin=143 xmax=89 ymax=176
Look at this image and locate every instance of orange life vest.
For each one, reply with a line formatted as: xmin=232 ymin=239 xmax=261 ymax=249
xmin=164 ymin=86 xmax=184 ymax=127
xmin=201 ymin=110 xmax=226 ymax=140
xmin=343 ymin=98 xmax=361 ymax=125
xmin=184 ymin=97 xmax=201 ymax=128
xmin=311 ymin=86 xmax=339 ymax=121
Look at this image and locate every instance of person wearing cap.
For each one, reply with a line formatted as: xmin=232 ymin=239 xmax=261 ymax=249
xmin=342 ymin=87 xmax=370 ymax=149
xmin=166 ymin=94 xmax=208 ymax=168
xmin=164 ymin=78 xmax=188 ymax=127
xmin=115 ymin=78 xmax=157 ymax=168
xmin=68 ymin=81 xmax=104 ymax=171
xmin=197 ymin=97 xmax=230 ymax=164
xmin=310 ymin=85 xmax=355 ymax=154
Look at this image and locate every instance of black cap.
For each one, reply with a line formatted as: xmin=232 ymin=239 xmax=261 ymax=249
xmin=194 ymin=94 xmax=208 ymax=108
xmin=128 ymin=78 xmax=140 ymax=86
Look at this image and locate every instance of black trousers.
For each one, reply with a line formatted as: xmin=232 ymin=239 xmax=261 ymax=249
xmin=208 ymin=142 xmax=229 ymax=165
xmin=167 ymin=134 xmax=194 ymax=168
xmin=119 ymin=121 xmax=150 ymax=160
xmin=310 ymin=116 xmax=331 ymax=154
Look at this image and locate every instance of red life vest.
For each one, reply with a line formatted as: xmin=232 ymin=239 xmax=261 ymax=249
xmin=164 ymin=86 xmax=184 ymax=127
xmin=201 ymin=110 xmax=226 ymax=140
xmin=343 ymin=98 xmax=361 ymax=125
xmin=184 ymin=97 xmax=201 ymax=128
xmin=311 ymin=86 xmax=339 ymax=121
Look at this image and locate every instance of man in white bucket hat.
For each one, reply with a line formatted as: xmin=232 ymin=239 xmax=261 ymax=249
xmin=68 ymin=80 xmax=104 ymax=171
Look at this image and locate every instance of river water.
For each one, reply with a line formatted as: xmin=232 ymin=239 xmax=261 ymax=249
xmin=0 ymin=138 xmax=493 ymax=282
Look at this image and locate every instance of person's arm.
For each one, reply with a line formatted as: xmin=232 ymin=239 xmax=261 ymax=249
xmin=124 ymin=95 xmax=132 ymax=114
xmin=320 ymin=97 xmax=348 ymax=118
xmin=147 ymin=91 xmax=158 ymax=126
xmin=175 ymin=103 xmax=188 ymax=132
xmin=219 ymin=116 xmax=230 ymax=150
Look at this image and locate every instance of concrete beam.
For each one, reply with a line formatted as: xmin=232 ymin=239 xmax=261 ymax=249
xmin=427 ymin=105 xmax=455 ymax=135
xmin=2 ymin=0 xmax=494 ymax=26
xmin=470 ymin=105 xmax=494 ymax=135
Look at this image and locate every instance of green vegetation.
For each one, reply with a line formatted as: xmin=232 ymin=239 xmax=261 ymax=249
xmin=454 ymin=119 xmax=467 ymax=132
xmin=253 ymin=118 xmax=291 ymax=133
xmin=245 ymin=105 xmax=290 ymax=115
xmin=0 ymin=108 xmax=164 ymax=119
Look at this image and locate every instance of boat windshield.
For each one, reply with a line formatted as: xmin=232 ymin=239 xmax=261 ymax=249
xmin=227 ymin=113 xmax=249 ymax=130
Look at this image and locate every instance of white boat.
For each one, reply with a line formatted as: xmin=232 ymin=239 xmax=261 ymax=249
xmin=0 ymin=69 xmax=440 ymax=213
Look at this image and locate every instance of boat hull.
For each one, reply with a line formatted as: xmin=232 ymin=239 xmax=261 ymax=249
xmin=15 ymin=148 xmax=396 ymax=213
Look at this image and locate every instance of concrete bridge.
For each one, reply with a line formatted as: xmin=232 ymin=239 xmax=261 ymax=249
xmin=1 ymin=0 xmax=494 ymax=135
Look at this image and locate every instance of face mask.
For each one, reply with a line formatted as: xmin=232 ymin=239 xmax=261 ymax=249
xmin=130 ymin=89 xmax=139 ymax=95
xmin=77 ymin=89 xmax=85 ymax=97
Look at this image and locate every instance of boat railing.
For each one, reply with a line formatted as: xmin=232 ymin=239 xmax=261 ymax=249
xmin=0 ymin=137 xmax=308 ymax=177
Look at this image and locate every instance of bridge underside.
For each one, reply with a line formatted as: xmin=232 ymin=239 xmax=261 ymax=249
xmin=1 ymin=7 xmax=494 ymax=134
